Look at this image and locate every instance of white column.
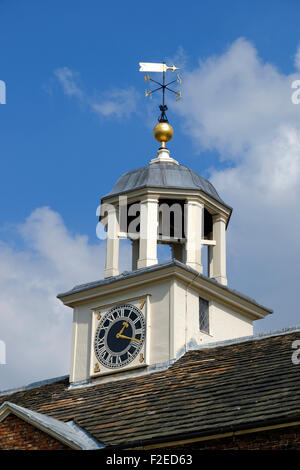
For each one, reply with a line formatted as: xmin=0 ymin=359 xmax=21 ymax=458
xmin=104 ymin=206 xmax=119 ymax=278
xmin=210 ymin=214 xmax=227 ymax=285
xmin=137 ymin=196 xmax=158 ymax=269
xmin=184 ymin=199 xmax=203 ymax=273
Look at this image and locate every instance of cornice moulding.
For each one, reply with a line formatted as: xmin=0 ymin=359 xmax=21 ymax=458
xmin=58 ymin=263 xmax=271 ymax=320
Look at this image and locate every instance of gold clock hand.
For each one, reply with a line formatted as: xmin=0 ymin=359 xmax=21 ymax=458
xmin=116 ymin=321 xmax=129 ymax=338
xmin=118 ymin=334 xmax=141 ymax=343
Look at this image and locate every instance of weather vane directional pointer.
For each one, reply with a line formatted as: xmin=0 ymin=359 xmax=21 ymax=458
xmin=139 ymin=62 xmax=182 ymax=123
xmin=138 ymin=61 xmax=182 ymax=159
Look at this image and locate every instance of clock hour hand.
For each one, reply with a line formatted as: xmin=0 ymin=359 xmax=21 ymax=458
xmin=117 ymin=334 xmax=141 ymax=342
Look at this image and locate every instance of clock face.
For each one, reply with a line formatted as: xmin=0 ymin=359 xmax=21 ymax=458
xmin=94 ymin=303 xmax=146 ymax=369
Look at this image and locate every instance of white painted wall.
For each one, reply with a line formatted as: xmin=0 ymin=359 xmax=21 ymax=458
xmin=69 ymin=275 xmax=255 ymax=384
xmin=70 ymin=279 xmax=171 ymax=383
xmin=171 ymin=280 xmax=253 ymax=359
xmin=209 ymin=301 xmax=253 ymax=340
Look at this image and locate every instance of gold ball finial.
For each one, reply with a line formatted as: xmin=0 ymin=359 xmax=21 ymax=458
xmin=153 ymin=121 xmax=173 ymax=146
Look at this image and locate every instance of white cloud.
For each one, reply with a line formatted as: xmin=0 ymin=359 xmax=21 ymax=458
xmin=54 ymin=67 xmax=84 ymax=99
xmin=175 ymin=38 xmax=300 ymax=331
xmin=91 ymin=87 xmax=139 ymax=118
xmin=54 ymin=66 xmax=139 ymax=119
xmin=166 ymin=45 xmax=189 ymax=70
xmin=177 ymin=38 xmax=300 ymax=157
xmin=0 ymin=207 xmax=130 ymax=391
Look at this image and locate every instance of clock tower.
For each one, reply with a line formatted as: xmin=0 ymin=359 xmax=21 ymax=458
xmin=57 ymin=63 xmax=271 ymax=386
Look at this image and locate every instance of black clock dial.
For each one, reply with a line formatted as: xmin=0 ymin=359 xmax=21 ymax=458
xmin=94 ymin=303 xmax=146 ymax=369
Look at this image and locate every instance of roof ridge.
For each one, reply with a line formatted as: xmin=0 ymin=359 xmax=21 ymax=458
xmin=187 ymin=325 xmax=300 ymax=353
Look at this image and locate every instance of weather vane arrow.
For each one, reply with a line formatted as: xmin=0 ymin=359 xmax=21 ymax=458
xmin=138 ymin=61 xmax=183 ymax=156
xmin=138 ymin=61 xmax=182 ymax=124
xmin=139 ymin=62 xmax=180 ymax=73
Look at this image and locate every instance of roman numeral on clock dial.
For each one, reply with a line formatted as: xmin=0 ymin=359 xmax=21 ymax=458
xmin=94 ymin=303 xmax=146 ymax=370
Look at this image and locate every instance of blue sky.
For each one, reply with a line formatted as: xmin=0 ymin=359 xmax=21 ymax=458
xmin=1 ymin=0 xmax=300 ymax=389
xmin=1 ymin=0 xmax=299 ymax=236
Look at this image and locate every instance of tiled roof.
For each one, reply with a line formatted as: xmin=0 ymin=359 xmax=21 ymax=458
xmin=1 ymin=329 xmax=300 ymax=448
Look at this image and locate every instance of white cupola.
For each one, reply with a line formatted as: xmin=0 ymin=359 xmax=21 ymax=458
xmin=100 ymin=123 xmax=231 ymax=287
xmin=57 ymin=63 xmax=271 ymax=386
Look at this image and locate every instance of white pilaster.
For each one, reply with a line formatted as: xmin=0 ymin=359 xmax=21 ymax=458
xmin=104 ymin=206 xmax=120 ymax=278
xmin=210 ymin=214 xmax=227 ymax=285
xmin=184 ymin=199 xmax=203 ymax=273
xmin=137 ymin=196 xmax=158 ymax=269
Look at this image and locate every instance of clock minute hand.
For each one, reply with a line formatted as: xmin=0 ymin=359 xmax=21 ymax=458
xmin=118 ymin=334 xmax=141 ymax=343
xmin=116 ymin=321 xmax=129 ymax=338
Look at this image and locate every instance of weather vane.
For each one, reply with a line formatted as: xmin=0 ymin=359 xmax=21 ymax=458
xmin=139 ymin=62 xmax=182 ymax=123
xmin=139 ymin=62 xmax=182 ymax=152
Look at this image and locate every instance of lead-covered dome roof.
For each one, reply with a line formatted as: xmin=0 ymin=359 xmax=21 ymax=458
xmin=102 ymin=162 xmax=227 ymax=206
